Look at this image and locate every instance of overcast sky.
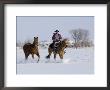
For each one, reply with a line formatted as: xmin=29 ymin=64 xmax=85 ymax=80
xmin=17 ymin=16 xmax=94 ymax=42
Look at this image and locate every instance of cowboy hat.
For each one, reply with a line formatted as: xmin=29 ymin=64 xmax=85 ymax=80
xmin=54 ymin=30 xmax=59 ymax=32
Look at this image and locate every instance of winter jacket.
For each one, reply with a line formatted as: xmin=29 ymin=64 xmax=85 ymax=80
xmin=52 ymin=33 xmax=62 ymax=42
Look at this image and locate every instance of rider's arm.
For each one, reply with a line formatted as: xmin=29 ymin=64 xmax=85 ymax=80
xmin=59 ymin=34 xmax=62 ymax=40
xmin=52 ymin=34 xmax=55 ymax=40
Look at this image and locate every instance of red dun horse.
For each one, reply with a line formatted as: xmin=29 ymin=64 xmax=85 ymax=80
xmin=23 ymin=37 xmax=40 ymax=62
xmin=46 ymin=39 xmax=68 ymax=60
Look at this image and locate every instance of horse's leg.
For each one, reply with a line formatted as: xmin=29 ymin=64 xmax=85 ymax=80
xmin=46 ymin=48 xmax=52 ymax=59
xmin=23 ymin=50 xmax=27 ymax=60
xmin=48 ymin=48 xmax=52 ymax=57
xmin=59 ymin=54 xmax=63 ymax=59
xmin=32 ymin=53 xmax=34 ymax=59
xmin=25 ymin=52 xmax=29 ymax=60
xmin=25 ymin=54 xmax=28 ymax=60
xmin=36 ymin=52 xmax=40 ymax=63
xmin=54 ymin=53 xmax=57 ymax=60
xmin=58 ymin=53 xmax=63 ymax=63
xmin=59 ymin=51 xmax=64 ymax=59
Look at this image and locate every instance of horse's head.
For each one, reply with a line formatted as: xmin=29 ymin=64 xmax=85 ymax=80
xmin=63 ymin=38 xmax=69 ymax=44
xmin=33 ymin=37 xmax=38 ymax=45
xmin=61 ymin=38 xmax=69 ymax=48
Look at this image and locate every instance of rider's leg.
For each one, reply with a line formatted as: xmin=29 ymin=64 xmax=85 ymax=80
xmin=53 ymin=41 xmax=56 ymax=51
xmin=53 ymin=41 xmax=55 ymax=48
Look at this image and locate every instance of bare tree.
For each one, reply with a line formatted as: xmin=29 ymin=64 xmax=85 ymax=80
xmin=69 ymin=28 xmax=91 ymax=48
xmin=70 ymin=28 xmax=89 ymax=43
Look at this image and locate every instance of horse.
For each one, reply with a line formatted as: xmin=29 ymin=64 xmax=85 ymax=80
xmin=23 ymin=37 xmax=40 ymax=62
xmin=46 ymin=39 xmax=69 ymax=60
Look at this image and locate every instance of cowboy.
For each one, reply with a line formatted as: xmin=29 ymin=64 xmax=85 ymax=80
xmin=52 ymin=30 xmax=62 ymax=50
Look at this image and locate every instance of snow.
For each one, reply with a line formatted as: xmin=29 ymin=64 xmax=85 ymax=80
xmin=16 ymin=47 xmax=94 ymax=74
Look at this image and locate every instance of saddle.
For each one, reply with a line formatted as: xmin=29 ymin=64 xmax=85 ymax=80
xmin=54 ymin=42 xmax=60 ymax=47
xmin=53 ymin=42 xmax=66 ymax=54
xmin=50 ymin=41 xmax=60 ymax=52
xmin=50 ymin=41 xmax=66 ymax=54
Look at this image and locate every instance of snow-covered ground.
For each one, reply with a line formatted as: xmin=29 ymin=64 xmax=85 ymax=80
xmin=17 ymin=47 xmax=94 ymax=74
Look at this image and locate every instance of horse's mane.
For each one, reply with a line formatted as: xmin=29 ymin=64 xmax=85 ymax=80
xmin=58 ymin=38 xmax=68 ymax=49
xmin=62 ymin=38 xmax=68 ymax=42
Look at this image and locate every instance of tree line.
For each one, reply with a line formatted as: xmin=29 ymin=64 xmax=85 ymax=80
xmin=17 ymin=28 xmax=94 ymax=49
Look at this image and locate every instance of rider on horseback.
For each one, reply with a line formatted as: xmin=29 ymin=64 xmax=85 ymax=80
xmin=52 ymin=30 xmax=62 ymax=51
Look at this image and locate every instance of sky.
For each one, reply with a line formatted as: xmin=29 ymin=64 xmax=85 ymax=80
xmin=16 ymin=16 xmax=94 ymax=43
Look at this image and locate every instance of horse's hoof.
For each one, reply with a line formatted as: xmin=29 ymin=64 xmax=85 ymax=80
xmin=37 ymin=60 xmax=39 ymax=63
xmin=46 ymin=55 xmax=50 ymax=59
